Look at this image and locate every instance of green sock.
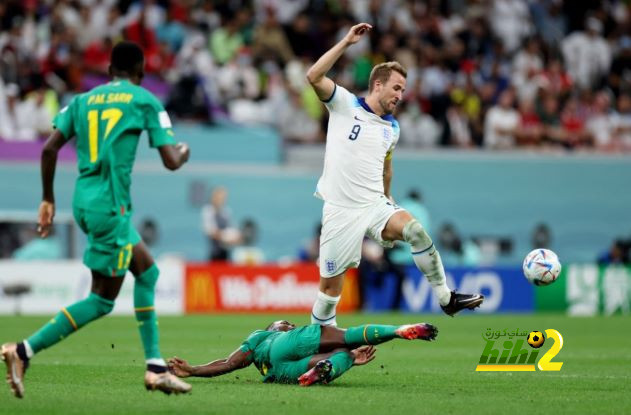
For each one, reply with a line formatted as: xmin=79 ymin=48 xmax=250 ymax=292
xmin=27 ymin=293 xmax=114 ymax=354
xmin=134 ymin=264 xmax=162 ymax=361
xmin=327 ymin=351 xmax=354 ymax=382
xmin=343 ymin=324 xmax=399 ymax=347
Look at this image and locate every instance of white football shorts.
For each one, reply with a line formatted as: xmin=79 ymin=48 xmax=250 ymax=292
xmin=318 ymin=195 xmax=403 ymax=278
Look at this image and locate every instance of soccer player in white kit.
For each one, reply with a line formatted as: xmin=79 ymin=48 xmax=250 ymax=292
xmin=307 ymin=23 xmax=484 ymax=326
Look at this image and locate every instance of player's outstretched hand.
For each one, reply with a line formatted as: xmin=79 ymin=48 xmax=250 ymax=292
xmin=344 ymin=23 xmax=372 ymax=45
xmin=176 ymin=142 xmax=190 ymax=164
xmin=351 ymin=345 xmax=376 ymax=366
xmin=37 ymin=200 xmax=55 ymax=238
xmin=167 ymin=356 xmax=193 ymax=378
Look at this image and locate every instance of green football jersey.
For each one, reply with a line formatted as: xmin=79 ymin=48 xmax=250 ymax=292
xmin=53 ymin=79 xmax=176 ymax=213
xmin=239 ymin=330 xmax=281 ymax=377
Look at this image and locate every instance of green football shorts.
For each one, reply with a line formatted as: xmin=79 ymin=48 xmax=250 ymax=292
xmin=73 ymin=207 xmax=141 ymax=277
xmin=265 ymin=324 xmax=322 ymax=383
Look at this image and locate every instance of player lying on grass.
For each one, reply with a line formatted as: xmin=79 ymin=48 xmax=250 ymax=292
xmin=167 ymin=320 xmax=438 ymax=386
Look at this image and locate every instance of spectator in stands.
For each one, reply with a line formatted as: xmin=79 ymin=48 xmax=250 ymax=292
xmin=609 ymin=36 xmax=631 ymax=97
xmin=484 ymin=89 xmax=519 ymax=149
xmin=251 ymin=8 xmax=294 ymax=65
xmin=537 ymin=57 xmax=573 ymax=97
xmin=217 ymin=48 xmax=260 ymax=102
xmin=446 ymin=102 xmax=473 ymax=147
xmin=0 ymin=82 xmax=51 ymax=141
xmin=167 ymin=33 xmax=217 ymax=121
xmin=83 ymin=37 xmax=114 ymax=75
xmin=530 ymin=0 xmax=567 ymax=48
xmin=201 ymin=187 xmax=241 ymax=261
xmin=276 ymin=83 xmax=320 ymax=144
xmin=156 ymin=6 xmax=188 ymax=54
xmin=561 ymin=17 xmax=611 ymax=90
xmin=531 ymin=223 xmax=552 ymax=249
xmin=191 ymin=0 xmax=221 ymax=33
xmin=597 ymin=239 xmax=630 ymax=266
xmin=489 ymin=0 xmax=533 ymax=53
xmin=586 ymin=91 xmax=615 ymax=151
xmin=284 ymin=12 xmax=319 ymax=60
xmin=538 ymin=93 xmax=565 ymax=147
xmin=0 ymin=0 xmax=630 ymax=153
xmin=516 ymin=98 xmax=543 ymax=146
xmin=209 ymin=13 xmax=245 ymax=65
xmin=397 ymin=99 xmax=442 ymax=148
xmin=560 ymin=96 xmax=592 ymax=149
xmin=437 ymin=223 xmax=481 ymax=266
xmin=611 ymin=93 xmax=631 ymax=151
xmin=232 ymin=218 xmax=265 ymax=265
xmin=512 ymin=37 xmax=543 ymax=104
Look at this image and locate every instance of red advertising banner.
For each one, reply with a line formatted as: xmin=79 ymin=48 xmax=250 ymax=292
xmin=185 ymin=263 xmax=359 ymax=313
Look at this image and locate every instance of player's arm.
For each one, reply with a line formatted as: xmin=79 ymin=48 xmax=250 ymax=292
xmin=38 ymin=129 xmax=68 ymax=238
xmin=158 ymin=142 xmax=190 ymax=171
xmin=383 ymin=154 xmax=393 ymax=201
xmin=168 ymin=348 xmax=252 ymax=378
xmin=306 ymin=23 xmax=372 ymax=100
xmin=145 ymin=95 xmax=190 ymax=170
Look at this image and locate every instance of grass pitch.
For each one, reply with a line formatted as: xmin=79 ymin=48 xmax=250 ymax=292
xmin=1 ymin=313 xmax=630 ymax=415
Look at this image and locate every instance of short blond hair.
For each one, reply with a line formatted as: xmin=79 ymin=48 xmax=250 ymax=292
xmin=368 ymin=61 xmax=407 ymax=92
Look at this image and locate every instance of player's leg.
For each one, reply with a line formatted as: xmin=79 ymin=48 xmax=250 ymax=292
xmin=2 ymin=208 xmax=127 ymax=398
xmin=129 ymin=242 xmax=162 ymax=368
xmin=2 ymin=272 xmax=120 ymax=398
xmin=381 ymin=209 xmax=484 ymax=315
xmin=129 ymin=240 xmax=191 ymax=395
xmin=318 ymin=323 xmax=438 ymax=352
xmin=311 ymin=273 xmax=344 ymax=326
xmin=311 ymin=204 xmax=365 ymax=326
xmin=297 ymin=349 xmax=354 ymax=386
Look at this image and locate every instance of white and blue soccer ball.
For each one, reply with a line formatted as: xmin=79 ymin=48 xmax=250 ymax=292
xmin=522 ymin=248 xmax=562 ymax=286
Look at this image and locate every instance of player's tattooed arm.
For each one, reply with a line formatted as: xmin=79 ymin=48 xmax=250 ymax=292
xmin=158 ymin=142 xmax=190 ymax=171
xmin=168 ymin=348 xmax=251 ymax=378
xmin=306 ymin=22 xmax=372 ymax=101
xmin=39 ymin=129 xmax=67 ymax=237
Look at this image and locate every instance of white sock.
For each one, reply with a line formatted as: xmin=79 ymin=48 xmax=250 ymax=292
xmin=411 ymin=245 xmax=452 ymax=306
xmin=146 ymin=358 xmax=167 ymax=367
xmin=311 ymin=291 xmax=340 ymax=326
xmin=23 ymin=340 xmax=34 ymax=359
xmin=403 ymin=220 xmax=452 ymax=306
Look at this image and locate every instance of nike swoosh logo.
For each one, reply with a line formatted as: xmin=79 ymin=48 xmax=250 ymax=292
xmin=354 ymin=115 xmax=364 ymax=122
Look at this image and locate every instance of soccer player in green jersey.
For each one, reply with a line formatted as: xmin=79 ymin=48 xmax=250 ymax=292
xmin=167 ymin=321 xmax=438 ymax=386
xmin=1 ymin=42 xmax=191 ymax=398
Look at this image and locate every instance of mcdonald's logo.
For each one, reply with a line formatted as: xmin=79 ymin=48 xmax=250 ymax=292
xmin=186 ymin=270 xmax=216 ymax=312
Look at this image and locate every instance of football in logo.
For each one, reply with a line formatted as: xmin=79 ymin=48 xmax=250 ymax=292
xmin=527 ymin=331 xmax=545 ymax=348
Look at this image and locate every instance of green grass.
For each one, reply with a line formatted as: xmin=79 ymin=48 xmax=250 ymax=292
xmin=1 ymin=313 xmax=630 ymax=414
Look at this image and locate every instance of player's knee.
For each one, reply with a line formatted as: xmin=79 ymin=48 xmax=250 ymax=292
xmin=136 ymin=264 xmax=159 ymax=289
xmin=90 ymin=292 xmax=115 ymax=316
xmin=319 ymin=275 xmax=344 ymax=296
xmin=402 ymin=220 xmax=433 ymax=251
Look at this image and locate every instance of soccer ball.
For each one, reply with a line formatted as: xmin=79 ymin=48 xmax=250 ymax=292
xmin=527 ymin=331 xmax=545 ymax=348
xmin=522 ymin=248 xmax=561 ymax=286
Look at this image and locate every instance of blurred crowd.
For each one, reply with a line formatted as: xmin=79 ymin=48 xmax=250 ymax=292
xmin=1 ymin=0 xmax=630 ymax=151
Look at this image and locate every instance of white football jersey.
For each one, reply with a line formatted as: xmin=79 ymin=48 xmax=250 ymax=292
xmin=315 ymin=84 xmax=400 ymax=207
